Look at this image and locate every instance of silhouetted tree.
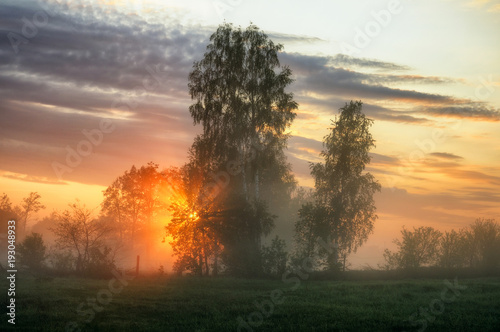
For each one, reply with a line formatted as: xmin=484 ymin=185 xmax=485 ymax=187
xmin=51 ymin=201 xmax=113 ymax=275
xmin=19 ymin=192 xmax=45 ymax=237
xmin=438 ymin=229 xmax=467 ymax=268
xmin=383 ymin=226 xmax=442 ymax=270
xmin=0 ymin=193 xmax=15 ymax=214
xmin=102 ymin=162 xmax=167 ymax=247
xmin=164 ymin=165 xmax=224 ymax=276
xmin=0 ymin=194 xmax=20 ymax=242
xmin=463 ymin=218 xmax=500 ymax=268
xmin=185 ymin=23 xmax=298 ymax=276
xmin=297 ymin=101 xmax=380 ymax=271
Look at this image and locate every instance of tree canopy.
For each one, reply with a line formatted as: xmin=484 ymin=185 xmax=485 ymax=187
xmin=188 ymin=22 xmax=297 ymax=201
xmin=102 ymin=162 xmax=167 ymax=246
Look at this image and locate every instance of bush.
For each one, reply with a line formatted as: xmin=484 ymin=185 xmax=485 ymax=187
xmin=262 ymin=236 xmax=288 ymax=277
xmin=17 ymin=233 xmax=46 ymax=272
xmin=382 ymin=226 xmax=442 ymax=270
xmin=86 ymin=246 xmax=116 ymax=278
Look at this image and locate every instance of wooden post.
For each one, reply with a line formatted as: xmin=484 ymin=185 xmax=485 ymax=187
xmin=136 ymin=255 xmax=140 ymax=277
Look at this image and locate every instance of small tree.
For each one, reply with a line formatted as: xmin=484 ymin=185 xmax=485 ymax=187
xmin=51 ymin=201 xmax=113 ymax=276
xmin=17 ymin=232 xmax=47 ymax=272
xmin=383 ymin=226 xmax=442 ymax=270
xmin=293 ymin=202 xmax=329 ymax=270
xmin=102 ymin=162 xmax=167 ymax=247
xmin=262 ymin=236 xmax=288 ymax=277
xmin=438 ymin=229 xmax=467 ymax=268
xmin=19 ymin=192 xmax=45 ymax=237
xmin=0 ymin=193 xmax=18 ymax=219
xmin=0 ymin=194 xmax=20 ymax=255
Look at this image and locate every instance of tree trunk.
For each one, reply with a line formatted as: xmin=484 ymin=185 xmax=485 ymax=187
xmin=204 ymin=249 xmax=209 ymax=276
xmin=329 ymin=236 xmax=339 ymax=271
xmin=197 ymin=254 xmax=203 ymax=276
xmin=241 ymin=148 xmax=248 ymax=201
xmin=255 ymin=169 xmax=259 ymax=200
xmin=213 ymin=246 xmax=219 ymax=276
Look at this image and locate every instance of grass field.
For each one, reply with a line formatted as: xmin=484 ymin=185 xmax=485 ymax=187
xmin=1 ymin=274 xmax=499 ymax=331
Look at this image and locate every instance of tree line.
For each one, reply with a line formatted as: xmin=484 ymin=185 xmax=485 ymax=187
xmin=382 ymin=219 xmax=500 ymax=270
xmin=0 ymin=163 xmax=171 ymax=277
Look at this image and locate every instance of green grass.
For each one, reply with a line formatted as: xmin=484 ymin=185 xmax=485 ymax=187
xmin=1 ymin=275 xmax=499 ymax=331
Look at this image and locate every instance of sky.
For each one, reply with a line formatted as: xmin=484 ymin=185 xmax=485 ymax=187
xmin=1 ymin=0 xmax=499 ymax=268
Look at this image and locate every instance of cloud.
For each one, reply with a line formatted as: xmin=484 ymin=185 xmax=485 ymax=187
xmin=429 ymin=152 xmax=464 ymax=160
xmin=458 ymin=186 xmax=500 ymax=203
xmin=0 ymin=0 xmax=497 ymax=192
xmin=376 ymin=186 xmax=493 ymax=228
xmin=1 ymin=171 xmax=67 ymax=185
xmin=300 ymin=68 xmax=456 ymax=103
xmin=284 ymin=153 xmax=313 ymax=180
xmin=372 ymin=74 xmax=458 ymax=85
xmin=268 ymin=32 xmax=323 ymax=44
xmin=281 ymin=53 xmax=463 ymax=107
xmin=0 ymin=10 xmax=206 ymax=96
xmin=370 ymin=153 xmax=399 ymax=166
xmin=4 ymin=1 xmax=452 ymax=188
xmin=297 ymin=97 xmax=431 ymax=124
xmin=400 ymin=158 xmax=500 ymax=190
xmin=0 ymin=1 xmax=208 ymax=185
xmin=420 ymin=106 xmax=500 ymax=121
xmin=443 ymin=169 xmax=500 ymax=185
xmin=280 ymin=52 xmax=330 ymax=74
xmin=363 ymin=104 xmax=432 ymax=124
xmin=329 ymin=54 xmax=411 ymax=71
xmin=286 ymin=136 xmax=323 ymax=174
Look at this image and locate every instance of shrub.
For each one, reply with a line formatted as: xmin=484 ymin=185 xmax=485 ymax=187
xmin=262 ymin=236 xmax=288 ymax=277
xmin=17 ymin=232 xmax=47 ymax=272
